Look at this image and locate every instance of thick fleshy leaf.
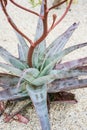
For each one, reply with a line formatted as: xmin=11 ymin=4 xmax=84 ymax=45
xmin=0 ymin=73 xmax=27 ymax=93
xmin=50 ymin=42 xmax=87 ymax=63
xmin=47 ymin=78 xmax=87 ymax=93
xmin=26 ymin=83 xmax=50 ymax=129
xmin=0 ymin=63 xmax=39 ymax=84
xmin=40 ymin=42 xmax=87 ymax=76
xmin=55 ymin=57 xmax=87 ymax=70
xmin=0 ymin=75 xmax=28 ymax=101
xmin=15 ymin=68 xmax=40 ymax=88
xmin=18 ymin=44 xmax=27 ymax=62
xmin=32 ymin=1 xmax=46 ymax=68
xmin=0 ymin=87 xmax=27 ymax=101
xmin=23 ymin=68 xmax=40 ymax=78
xmin=40 ymin=23 xmax=79 ymax=70
xmin=33 ymin=67 xmax=87 ymax=86
xmin=46 ymin=22 xmax=79 ymax=57
xmin=0 ymin=62 xmax=22 ymax=76
xmin=16 ymin=31 xmax=29 ymax=61
xmin=0 ymin=63 xmax=22 ymax=78
xmin=0 ymin=46 xmax=26 ymax=69
xmin=0 ymin=73 xmax=19 ymax=89
xmin=50 ymin=65 xmax=87 ymax=76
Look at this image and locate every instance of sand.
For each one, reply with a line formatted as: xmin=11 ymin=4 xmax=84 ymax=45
xmin=0 ymin=0 xmax=87 ymax=130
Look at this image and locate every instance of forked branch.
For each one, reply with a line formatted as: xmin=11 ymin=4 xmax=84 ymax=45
xmin=28 ymin=0 xmax=73 ymax=67
xmin=49 ymin=0 xmax=67 ymax=11
xmin=0 ymin=0 xmax=73 ymax=67
xmin=9 ymin=0 xmax=41 ymax=18
xmin=1 ymin=0 xmax=34 ymax=46
xmin=48 ymin=0 xmax=73 ymax=33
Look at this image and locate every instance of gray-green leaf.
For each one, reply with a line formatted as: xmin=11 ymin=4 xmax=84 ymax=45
xmin=46 ymin=22 xmax=79 ymax=57
xmin=0 ymin=46 xmax=26 ymax=69
xmin=32 ymin=1 xmax=46 ymax=68
xmin=40 ymin=42 xmax=87 ymax=76
xmin=15 ymin=31 xmax=29 ymax=61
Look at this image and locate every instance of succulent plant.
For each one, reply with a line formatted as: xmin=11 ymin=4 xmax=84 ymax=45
xmin=0 ymin=0 xmax=87 ymax=130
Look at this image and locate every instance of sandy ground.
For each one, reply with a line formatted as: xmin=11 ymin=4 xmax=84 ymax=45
xmin=0 ymin=0 xmax=87 ymax=130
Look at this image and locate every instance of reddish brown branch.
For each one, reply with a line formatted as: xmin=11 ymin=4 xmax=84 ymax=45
xmin=9 ymin=0 xmax=42 ymax=18
xmin=28 ymin=0 xmax=73 ymax=67
xmin=28 ymin=28 xmax=51 ymax=67
xmin=49 ymin=0 xmax=67 ymax=11
xmin=2 ymin=0 xmax=7 ymax=6
xmin=43 ymin=0 xmax=48 ymax=34
xmin=49 ymin=14 xmax=57 ymax=31
xmin=1 ymin=0 xmax=34 ymax=46
xmin=28 ymin=32 xmax=48 ymax=67
xmin=1 ymin=0 xmax=73 ymax=67
xmin=27 ymin=0 xmax=49 ymax=67
xmin=51 ymin=0 xmax=73 ymax=29
xmin=48 ymin=0 xmax=73 ymax=33
xmin=27 ymin=46 xmax=34 ymax=67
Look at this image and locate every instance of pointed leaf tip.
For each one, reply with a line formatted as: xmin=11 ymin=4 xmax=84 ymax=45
xmin=45 ymin=22 xmax=79 ymax=58
xmin=32 ymin=1 xmax=46 ymax=68
xmin=15 ymin=31 xmax=29 ymax=62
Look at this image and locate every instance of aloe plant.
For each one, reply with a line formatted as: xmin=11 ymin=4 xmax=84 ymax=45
xmin=0 ymin=0 xmax=87 ymax=129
